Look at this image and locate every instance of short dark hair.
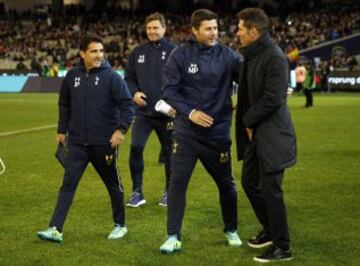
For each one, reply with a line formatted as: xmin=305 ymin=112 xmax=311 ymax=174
xmin=191 ymin=9 xmax=218 ymax=29
xmin=79 ymin=33 xmax=104 ymax=52
xmin=237 ymin=8 xmax=269 ymax=34
xmin=146 ymin=12 xmax=166 ymax=28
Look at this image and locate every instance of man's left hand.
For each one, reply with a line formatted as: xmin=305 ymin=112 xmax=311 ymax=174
xmin=110 ymin=129 xmax=125 ymax=148
xmin=168 ymin=108 xmax=176 ymax=118
xmin=287 ymin=87 xmax=294 ymax=98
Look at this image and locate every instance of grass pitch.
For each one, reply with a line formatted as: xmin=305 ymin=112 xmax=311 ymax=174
xmin=0 ymin=92 xmax=359 ymax=265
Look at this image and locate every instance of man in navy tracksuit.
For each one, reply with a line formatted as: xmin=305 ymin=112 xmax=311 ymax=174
xmin=125 ymin=13 xmax=176 ymax=207
xmin=159 ymin=9 xmax=243 ymax=253
xmin=37 ymin=34 xmax=135 ymax=242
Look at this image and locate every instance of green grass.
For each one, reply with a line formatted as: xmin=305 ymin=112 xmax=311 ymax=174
xmin=0 ymin=92 xmax=359 ymax=265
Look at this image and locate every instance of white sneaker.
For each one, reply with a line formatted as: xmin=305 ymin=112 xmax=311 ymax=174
xmin=225 ymin=231 xmax=242 ymax=247
xmin=108 ymin=225 xmax=128 ymax=239
xmin=160 ymin=235 xmax=182 ymax=254
xmin=37 ymin=226 xmax=63 ymax=242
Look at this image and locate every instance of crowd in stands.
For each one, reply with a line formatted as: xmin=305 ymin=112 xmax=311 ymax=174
xmin=0 ymin=4 xmax=359 ymax=75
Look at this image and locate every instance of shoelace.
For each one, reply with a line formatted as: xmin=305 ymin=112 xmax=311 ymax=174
xmin=227 ymin=232 xmax=238 ymax=240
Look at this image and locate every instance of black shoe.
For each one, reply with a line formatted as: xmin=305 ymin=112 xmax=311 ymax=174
xmin=254 ymin=245 xmax=293 ymax=263
xmin=158 ymin=153 xmax=165 ymax=165
xmin=247 ymin=230 xmax=272 ymax=248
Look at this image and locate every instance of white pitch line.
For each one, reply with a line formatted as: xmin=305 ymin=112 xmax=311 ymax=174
xmin=0 ymin=124 xmax=56 ymax=137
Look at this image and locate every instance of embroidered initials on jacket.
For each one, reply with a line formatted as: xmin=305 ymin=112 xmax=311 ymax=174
xmin=188 ymin=63 xmax=198 ymax=74
xmin=74 ymin=77 xmax=81 ymax=87
xmin=138 ymin=55 xmax=145 ymax=63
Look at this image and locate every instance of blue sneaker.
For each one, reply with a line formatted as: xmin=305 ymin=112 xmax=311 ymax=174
xmin=126 ymin=192 xmax=146 ymax=207
xmin=158 ymin=191 xmax=167 ymax=207
xmin=160 ymin=235 xmax=182 ymax=254
xmin=37 ymin=227 xmax=63 ymax=243
xmin=225 ymin=231 xmax=242 ymax=247
xmin=108 ymin=225 xmax=128 ymax=239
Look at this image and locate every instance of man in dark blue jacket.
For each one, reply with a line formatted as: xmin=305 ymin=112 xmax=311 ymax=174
xmin=37 ymin=34 xmax=135 ymax=243
xmin=159 ymin=9 xmax=243 ymax=254
xmin=125 ymin=13 xmax=176 ymax=207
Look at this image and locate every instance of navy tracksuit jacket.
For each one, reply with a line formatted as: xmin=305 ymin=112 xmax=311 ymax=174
xmin=58 ymin=60 xmax=135 ymax=143
xmin=162 ymin=37 xmax=243 ymax=141
xmin=125 ymin=38 xmax=176 ymax=117
xmin=161 ymin=38 xmax=243 ymax=236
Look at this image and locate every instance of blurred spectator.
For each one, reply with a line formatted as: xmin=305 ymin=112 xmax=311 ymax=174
xmin=295 ymin=63 xmax=306 ymax=92
xmin=318 ymin=62 xmax=329 ymax=92
xmin=31 ymin=57 xmax=42 ymax=75
xmin=303 ymin=63 xmax=315 ymax=108
xmin=16 ymin=59 xmax=28 ymax=71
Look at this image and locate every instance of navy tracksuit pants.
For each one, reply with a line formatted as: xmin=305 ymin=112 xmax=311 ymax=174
xmin=167 ymin=133 xmax=238 ymax=237
xmin=129 ymin=116 xmax=172 ymax=193
xmin=49 ymin=142 xmax=125 ymax=231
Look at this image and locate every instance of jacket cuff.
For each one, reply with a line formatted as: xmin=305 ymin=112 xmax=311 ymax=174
xmin=117 ymin=127 xmax=127 ymax=134
xmin=188 ymin=109 xmax=196 ymax=119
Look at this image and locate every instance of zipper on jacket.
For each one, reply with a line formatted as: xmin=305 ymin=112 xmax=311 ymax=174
xmin=84 ymin=72 xmax=89 ymax=146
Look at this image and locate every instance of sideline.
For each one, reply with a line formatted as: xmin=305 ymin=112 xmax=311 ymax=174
xmin=0 ymin=124 xmax=56 ymax=137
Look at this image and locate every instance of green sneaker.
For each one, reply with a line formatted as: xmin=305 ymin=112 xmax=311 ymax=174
xmin=37 ymin=227 xmax=63 ymax=243
xmin=108 ymin=225 xmax=128 ymax=239
xmin=160 ymin=235 xmax=182 ymax=254
xmin=225 ymin=231 xmax=242 ymax=247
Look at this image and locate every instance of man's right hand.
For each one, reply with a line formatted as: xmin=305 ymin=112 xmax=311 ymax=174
xmin=246 ymin=128 xmax=253 ymax=141
xmin=189 ymin=110 xmax=214 ymax=128
xmin=56 ymin=133 xmax=66 ymax=145
xmin=133 ymin=92 xmax=147 ymax=107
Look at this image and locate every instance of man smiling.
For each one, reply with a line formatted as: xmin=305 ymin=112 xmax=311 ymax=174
xmin=37 ymin=33 xmax=135 ymax=242
xmin=125 ymin=13 xmax=176 ymax=208
xmin=159 ymin=9 xmax=243 ymax=254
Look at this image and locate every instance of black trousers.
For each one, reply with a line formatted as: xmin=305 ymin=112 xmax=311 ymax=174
xmin=167 ymin=133 xmax=238 ymax=237
xmin=49 ymin=142 xmax=125 ymax=231
xmin=129 ymin=116 xmax=172 ymax=193
xmin=304 ymin=89 xmax=313 ymax=107
xmin=241 ymin=142 xmax=290 ymax=250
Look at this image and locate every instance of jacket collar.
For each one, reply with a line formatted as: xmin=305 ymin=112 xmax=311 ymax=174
xmin=79 ymin=59 xmax=111 ymax=74
xmin=242 ymin=32 xmax=272 ymax=60
xmin=149 ymin=38 xmax=166 ymax=49
xmin=188 ymin=36 xmax=218 ymax=52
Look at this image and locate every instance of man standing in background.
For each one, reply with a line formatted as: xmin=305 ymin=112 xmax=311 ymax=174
xmin=125 ymin=13 xmax=176 ymax=207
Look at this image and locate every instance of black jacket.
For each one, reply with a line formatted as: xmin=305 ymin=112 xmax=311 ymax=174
xmin=162 ymin=37 xmax=242 ymax=140
xmin=235 ymin=32 xmax=297 ymax=173
xmin=125 ymin=38 xmax=176 ymax=117
xmin=58 ymin=60 xmax=135 ymax=145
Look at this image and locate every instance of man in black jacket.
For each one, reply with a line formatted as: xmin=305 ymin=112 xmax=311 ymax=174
xmin=236 ymin=8 xmax=296 ymax=263
xmin=37 ymin=34 xmax=135 ymax=243
xmin=125 ymin=13 xmax=176 ymax=207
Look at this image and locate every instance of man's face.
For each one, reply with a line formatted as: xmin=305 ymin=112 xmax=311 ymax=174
xmin=237 ymin=20 xmax=256 ymax=47
xmin=192 ymin=19 xmax=218 ymax=46
xmin=146 ymin=20 xmax=166 ymax=42
xmin=80 ymin=42 xmax=104 ymax=70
